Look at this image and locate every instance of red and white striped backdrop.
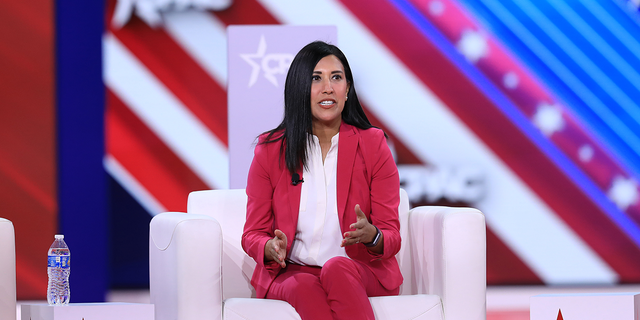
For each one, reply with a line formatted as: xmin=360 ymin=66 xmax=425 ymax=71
xmin=103 ymin=0 xmax=640 ymax=285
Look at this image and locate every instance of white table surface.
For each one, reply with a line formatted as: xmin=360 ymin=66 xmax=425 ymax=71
xmin=21 ymin=302 xmax=154 ymax=320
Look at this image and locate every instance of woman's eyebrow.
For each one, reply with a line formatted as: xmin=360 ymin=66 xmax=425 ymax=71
xmin=312 ymin=70 xmax=344 ymax=74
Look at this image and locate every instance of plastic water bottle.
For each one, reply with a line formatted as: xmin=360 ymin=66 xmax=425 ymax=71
xmin=47 ymin=234 xmax=70 ymax=305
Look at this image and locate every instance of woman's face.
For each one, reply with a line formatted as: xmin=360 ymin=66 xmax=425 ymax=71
xmin=310 ymin=55 xmax=350 ymax=131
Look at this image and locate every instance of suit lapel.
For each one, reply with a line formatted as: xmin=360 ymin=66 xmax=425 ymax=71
xmin=337 ymin=123 xmax=358 ymax=224
xmin=271 ymin=139 xmax=300 ymax=250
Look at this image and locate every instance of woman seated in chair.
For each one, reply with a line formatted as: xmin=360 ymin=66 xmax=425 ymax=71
xmin=242 ymin=41 xmax=402 ymax=320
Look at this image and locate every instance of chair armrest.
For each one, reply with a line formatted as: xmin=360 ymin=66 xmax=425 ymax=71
xmin=150 ymin=212 xmax=223 ymax=320
xmin=408 ymin=206 xmax=486 ymax=320
xmin=0 ymin=218 xmax=15 ymax=320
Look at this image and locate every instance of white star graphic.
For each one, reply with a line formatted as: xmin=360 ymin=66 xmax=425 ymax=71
xmin=608 ymin=176 xmax=639 ymax=211
xmin=240 ymin=35 xmax=267 ymax=88
xmin=578 ymin=144 xmax=594 ymax=162
xmin=503 ymin=71 xmax=519 ymax=89
xmin=457 ymin=29 xmax=489 ymax=63
xmin=533 ymin=103 xmax=564 ymax=136
xmin=111 ymin=0 xmax=232 ymax=28
xmin=428 ymin=0 xmax=445 ymax=16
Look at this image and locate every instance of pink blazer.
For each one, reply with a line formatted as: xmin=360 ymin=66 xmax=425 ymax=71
xmin=241 ymin=122 xmax=403 ymax=298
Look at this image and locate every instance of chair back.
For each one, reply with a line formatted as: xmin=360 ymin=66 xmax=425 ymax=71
xmin=187 ymin=189 xmax=412 ymax=299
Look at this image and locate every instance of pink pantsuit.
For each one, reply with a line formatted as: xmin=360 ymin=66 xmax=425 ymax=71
xmin=242 ymin=122 xmax=403 ymax=319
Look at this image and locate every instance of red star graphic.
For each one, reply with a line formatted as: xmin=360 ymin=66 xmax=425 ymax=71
xmin=557 ymin=309 xmax=563 ymax=320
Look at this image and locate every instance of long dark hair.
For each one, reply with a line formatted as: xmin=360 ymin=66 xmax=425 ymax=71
xmin=260 ymin=41 xmax=374 ymax=176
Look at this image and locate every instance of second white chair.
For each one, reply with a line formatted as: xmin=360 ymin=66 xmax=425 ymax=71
xmin=0 ymin=218 xmax=16 ymax=320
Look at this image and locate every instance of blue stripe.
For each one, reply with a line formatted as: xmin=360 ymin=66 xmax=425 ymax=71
xmin=458 ymin=0 xmax=640 ymax=179
xmin=388 ymin=0 xmax=640 ymax=247
xmin=611 ymin=0 xmax=640 ymax=29
xmin=576 ymin=0 xmax=640 ymax=67
xmin=548 ymin=0 xmax=640 ymax=98
xmin=511 ymin=0 xmax=640 ymax=132
xmin=56 ymin=0 xmax=108 ymax=302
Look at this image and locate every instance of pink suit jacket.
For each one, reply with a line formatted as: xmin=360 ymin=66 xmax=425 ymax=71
xmin=241 ymin=122 xmax=403 ymax=298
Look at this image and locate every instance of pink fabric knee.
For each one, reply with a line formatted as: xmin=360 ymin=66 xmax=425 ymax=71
xmin=266 ymin=264 xmax=332 ymax=320
xmin=267 ymin=259 xmax=399 ymax=320
xmin=320 ymin=257 xmax=376 ymax=320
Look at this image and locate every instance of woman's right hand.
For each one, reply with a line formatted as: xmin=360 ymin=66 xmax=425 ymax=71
xmin=264 ymin=229 xmax=287 ymax=268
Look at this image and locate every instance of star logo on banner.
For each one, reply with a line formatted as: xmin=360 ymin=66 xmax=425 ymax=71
xmin=608 ymin=175 xmax=639 ymax=211
xmin=240 ymin=35 xmax=294 ymax=87
xmin=240 ymin=36 xmax=267 ymax=87
xmin=533 ymin=103 xmax=564 ymax=136
xmin=557 ymin=309 xmax=564 ymax=320
xmin=457 ymin=29 xmax=489 ymax=63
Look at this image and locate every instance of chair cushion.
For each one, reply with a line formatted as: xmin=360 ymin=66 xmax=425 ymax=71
xmin=224 ymin=298 xmax=301 ymax=320
xmin=223 ymin=294 xmax=442 ymax=320
xmin=370 ymin=294 xmax=443 ymax=320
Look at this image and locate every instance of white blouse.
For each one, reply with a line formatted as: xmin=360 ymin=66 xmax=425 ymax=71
xmin=288 ymin=133 xmax=347 ymax=266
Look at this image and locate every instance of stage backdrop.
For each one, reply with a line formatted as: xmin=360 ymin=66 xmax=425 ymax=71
xmin=101 ymin=0 xmax=640 ymax=288
xmin=7 ymin=0 xmax=640 ymax=301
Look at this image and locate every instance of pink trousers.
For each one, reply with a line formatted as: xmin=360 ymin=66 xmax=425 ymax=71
xmin=265 ymin=256 xmax=399 ymax=320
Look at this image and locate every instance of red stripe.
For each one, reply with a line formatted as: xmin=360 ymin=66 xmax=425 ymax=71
xmin=212 ymin=0 xmax=280 ymax=25
xmin=0 ymin=2 xmax=51 ymax=35
xmin=0 ymin=0 xmax=56 ymax=300
xmin=486 ymin=226 xmax=543 ymax=285
xmin=0 ymin=169 xmax=54 ymax=299
xmin=341 ymin=0 xmax=640 ymax=282
xmin=0 ymin=157 xmax=55 ymax=213
xmin=16 ymin=258 xmax=47 ymax=300
xmin=107 ymin=90 xmax=209 ymax=212
xmin=487 ymin=311 xmax=530 ymax=320
xmin=106 ymin=0 xmax=228 ymax=145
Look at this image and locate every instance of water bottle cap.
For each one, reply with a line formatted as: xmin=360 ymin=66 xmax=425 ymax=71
xmin=55 ymin=234 xmax=64 ymax=239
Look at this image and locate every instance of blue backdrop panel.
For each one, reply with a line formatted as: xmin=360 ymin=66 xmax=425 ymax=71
xmin=56 ymin=0 xmax=108 ymax=302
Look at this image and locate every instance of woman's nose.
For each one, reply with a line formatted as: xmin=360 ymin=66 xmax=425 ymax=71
xmin=322 ymin=79 xmax=333 ymax=93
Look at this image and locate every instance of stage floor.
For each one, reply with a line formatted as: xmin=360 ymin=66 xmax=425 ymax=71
xmin=18 ymin=285 xmax=640 ymax=320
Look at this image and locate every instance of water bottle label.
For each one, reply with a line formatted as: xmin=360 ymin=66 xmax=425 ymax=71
xmin=48 ymin=256 xmax=58 ymax=267
xmin=48 ymin=255 xmax=70 ymax=268
xmin=60 ymin=256 xmax=70 ymax=268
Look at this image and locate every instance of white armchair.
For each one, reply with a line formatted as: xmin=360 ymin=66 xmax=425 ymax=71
xmin=0 ymin=218 xmax=16 ymax=320
xmin=149 ymin=189 xmax=486 ymax=320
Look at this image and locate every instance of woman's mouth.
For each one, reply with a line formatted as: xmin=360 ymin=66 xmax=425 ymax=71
xmin=319 ymin=100 xmax=336 ymax=107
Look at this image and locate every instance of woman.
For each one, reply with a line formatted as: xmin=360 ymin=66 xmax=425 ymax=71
xmin=242 ymin=41 xmax=402 ymax=320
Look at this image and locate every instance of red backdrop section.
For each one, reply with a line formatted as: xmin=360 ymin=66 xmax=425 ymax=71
xmin=0 ymin=1 xmax=57 ymax=299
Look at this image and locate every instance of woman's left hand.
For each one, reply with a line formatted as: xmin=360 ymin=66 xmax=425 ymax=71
xmin=341 ymin=204 xmax=377 ymax=247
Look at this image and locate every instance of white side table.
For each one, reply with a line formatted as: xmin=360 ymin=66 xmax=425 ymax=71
xmin=21 ymin=303 xmax=154 ymax=320
xmin=530 ymin=292 xmax=640 ymax=320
